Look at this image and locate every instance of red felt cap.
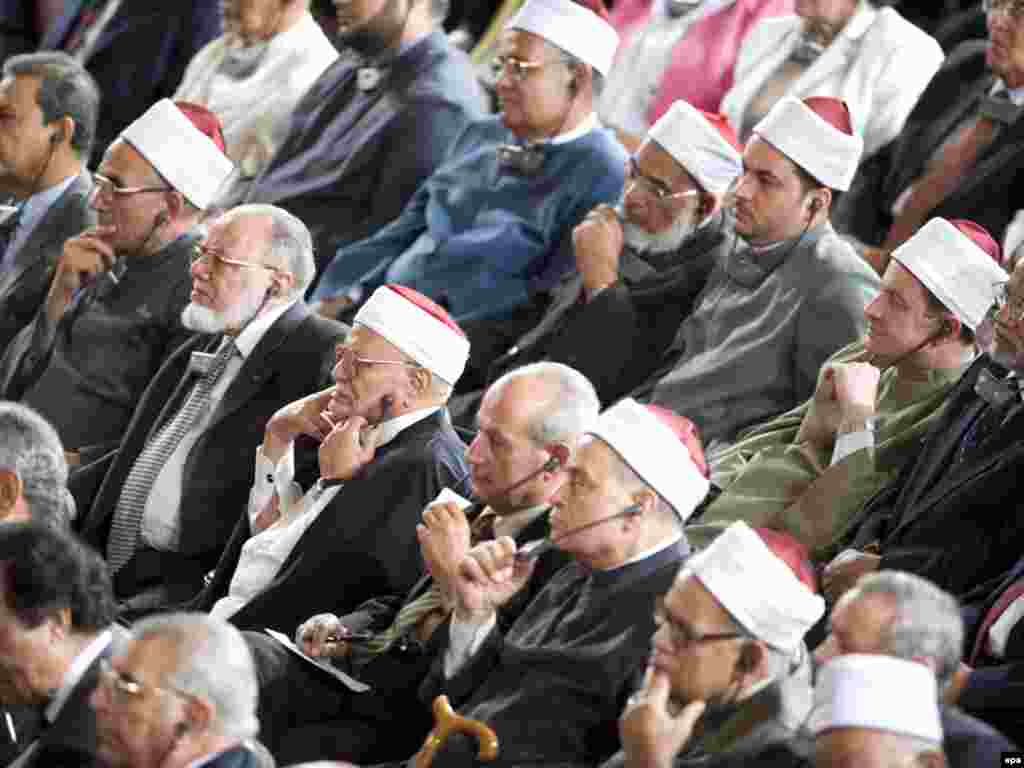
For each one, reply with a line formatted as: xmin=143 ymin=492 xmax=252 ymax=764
xmin=753 ymin=527 xmax=819 ymax=594
xmin=700 ymin=109 xmax=743 ymax=154
xmin=385 ymin=284 xmax=467 ymax=338
xmin=572 ymin=0 xmax=610 ymax=21
xmin=949 ymin=219 xmax=1003 ymax=265
xmin=643 ymin=404 xmax=709 ymax=479
xmin=173 ymin=101 xmax=227 ymax=155
xmin=802 ymin=96 xmax=854 ymax=137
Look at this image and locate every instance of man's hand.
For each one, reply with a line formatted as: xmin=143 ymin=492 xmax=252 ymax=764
xmin=822 ymin=550 xmax=881 ymax=604
xmin=46 ymin=226 xmax=118 ymax=320
xmin=943 ymin=662 xmax=972 ymax=705
xmin=318 ymin=415 xmax=381 ymax=481
xmin=573 ymin=204 xmax=624 ymax=297
xmin=452 ymin=537 xmax=535 ymax=624
xmin=620 ymin=670 xmax=706 ymax=768
xmin=832 ymin=363 xmax=880 ymax=432
xmin=797 ymin=365 xmax=845 ymax=449
xmin=417 ymin=501 xmax=472 ymax=594
xmin=263 ymin=386 xmax=336 ymax=462
xmin=295 ymin=613 xmax=351 ymax=659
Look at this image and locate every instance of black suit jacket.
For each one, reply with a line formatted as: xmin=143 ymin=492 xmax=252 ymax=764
xmin=40 ymin=0 xmax=221 ymax=161
xmin=841 ymin=355 xmax=1024 ymax=597
xmin=74 ymin=302 xmax=347 ymax=603
xmin=192 ymin=409 xmax=471 ymax=634
xmin=0 ymin=172 xmax=95 ymax=354
xmin=836 ymin=40 xmax=1024 ymax=246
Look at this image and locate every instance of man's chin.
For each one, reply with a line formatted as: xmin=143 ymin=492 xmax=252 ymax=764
xmin=181 ymin=304 xmax=227 ymax=334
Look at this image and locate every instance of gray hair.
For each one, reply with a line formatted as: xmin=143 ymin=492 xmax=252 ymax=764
xmin=131 ymin=613 xmax=259 ymax=740
xmin=491 ymin=362 xmax=599 ymax=447
xmin=851 ymin=571 xmax=963 ymax=688
xmin=0 ymin=403 xmax=72 ymax=528
xmin=228 ymin=203 xmax=316 ymax=297
xmin=3 ymin=52 xmax=100 ymax=160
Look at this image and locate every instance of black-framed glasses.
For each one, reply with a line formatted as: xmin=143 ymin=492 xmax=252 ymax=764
xmin=93 ymin=172 xmax=170 ymax=198
xmin=991 ymin=282 xmax=1024 ymax=322
xmin=334 ymin=345 xmax=422 ymax=379
xmin=97 ymin=659 xmax=194 ymax=705
xmin=984 ymin=0 xmax=1024 ymax=18
xmin=190 ymin=243 xmax=280 ymax=274
xmin=625 ymin=157 xmax=700 ymax=205
xmin=490 ymin=55 xmax=564 ymax=83
xmin=653 ymin=597 xmax=745 ymax=650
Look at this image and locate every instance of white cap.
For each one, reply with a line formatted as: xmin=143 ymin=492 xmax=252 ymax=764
xmin=892 ymin=218 xmax=1008 ymax=331
xmin=752 ymin=97 xmax=863 ymax=192
xmin=684 ymin=521 xmax=825 ymax=651
xmin=647 ymin=101 xmax=743 ymax=198
xmin=353 ymin=285 xmax=470 ymax=385
xmin=120 ymin=99 xmax=235 ymax=210
xmin=508 ymin=0 xmax=619 ymax=78
xmin=585 ymin=398 xmax=709 ymax=522
xmin=810 ymin=654 xmax=943 ymax=743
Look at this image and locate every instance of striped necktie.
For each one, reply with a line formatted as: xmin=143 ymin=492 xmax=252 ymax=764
xmin=106 ymin=339 xmax=238 ymax=572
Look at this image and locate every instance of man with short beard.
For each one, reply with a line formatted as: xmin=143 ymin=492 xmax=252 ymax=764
xmin=228 ymin=0 xmax=485 ymax=272
xmin=74 ymin=204 xmax=346 ymax=611
xmin=458 ymin=100 xmax=743 ymax=407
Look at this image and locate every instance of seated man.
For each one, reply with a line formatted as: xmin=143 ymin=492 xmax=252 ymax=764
xmin=0 ymin=53 xmax=98 ymax=353
xmin=0 ymin=402 xmax=73 ymax=528
xmin=312 ymin=0 xmax=627 ymax=327
xmin=187 ymin=285 xmax=471 ymax=634
xmin=0 ymin=522 xmax=118 ymax=768
xmin=605 ymin=522 xmax=825 ymax=768
xmin=601 ymin=0 xmax=790 ymax=143
xmin=231 ymin=0 xmax=485 ymax=270
xmin=836 ymin=0 xmax=1024 ymax=260
xmin=463 ymin=100 xmax=743 ymax=406
xmin=694 ymin=218 xmax=1006 ymax=553
xmin=90 ymin=613 xmax=267 ymax=768
xmin=247 ymin=361 xmax=599 ymax=763
xmin=817 ymin=571 xmax=1014 ymax=766
xmin=175 ymin=0 xmax=338 ymax=184
xmin=0 ymin=99 xmax=235 ymax=454
xmin=642 ymin=96 xmax=880 ymax=448
xmin=72 ymin=204 xmax=346 ymax=608
xmin=408 ymin=398 xmax=708 ymax=768
xmin=811 ymin=655 xmax=947 ymax=768
xmin=821 ymin=255 xmax=1024 ymax=602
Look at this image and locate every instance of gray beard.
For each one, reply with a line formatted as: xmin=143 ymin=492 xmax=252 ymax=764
xmin=622 ymin=209 xmax=701 ymax=255
xmin=181 ymin=289 xmax=265 ymax=335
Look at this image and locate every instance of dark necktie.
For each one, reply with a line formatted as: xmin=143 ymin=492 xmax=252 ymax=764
xmin=0 ymin=207 xmax=22 ymax=269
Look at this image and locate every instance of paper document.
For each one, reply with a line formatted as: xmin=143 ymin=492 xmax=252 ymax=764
xmin=264 ymin=629 xmax=371 ymax=693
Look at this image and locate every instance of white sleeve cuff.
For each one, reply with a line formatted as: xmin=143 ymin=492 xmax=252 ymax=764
xmin=444 ymin=613 xmax=497 ymax=678
xmin=987 ymin=593 xmax=1024 ymax=659
xmin=248 ymin=443 xmax=302 ymax=524
xmin=831 ymin=429 xmax=875 ymax=466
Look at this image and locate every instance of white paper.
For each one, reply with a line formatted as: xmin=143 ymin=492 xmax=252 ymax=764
xmin=264 ymin=628 xmax=371 ymax=693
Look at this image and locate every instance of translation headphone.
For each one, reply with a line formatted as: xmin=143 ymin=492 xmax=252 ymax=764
xmin=809 ymin=198 xmax=822 ymax=215
xmin=49 ymin=130 xmax=61 ymax=145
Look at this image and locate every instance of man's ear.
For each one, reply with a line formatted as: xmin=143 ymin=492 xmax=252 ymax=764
xmin=630 ymin=487 xmax=658 ymax=517
xmin=734 ymin=639 xmax=768 ymax=687
xmin=408 ymin=365 xmax=433 ymax=397
xmin=0 ymin=469 xmax=23 ymax=518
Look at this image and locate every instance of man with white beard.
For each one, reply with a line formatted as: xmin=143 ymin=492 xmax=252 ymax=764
xmin=74 ymin=203 xmax=347 ymax=613
xmin=457 ymin=100 xmax=743 ymax=408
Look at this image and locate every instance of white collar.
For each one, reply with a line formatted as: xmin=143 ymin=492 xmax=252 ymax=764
xmin=605 ymin=533 xmax=684 ymax=572
xmin=226 ymin=297 xmax=298 ymax=359
xmin=993 ymin=79 xmax=1024 ymax=106
xmin=548 ymin=112 xmax=599 ymax=146
xmin=374 ymin=405 xmax=441 ymax=446
xmin=45 ymin=630 xmax=112 ymax=723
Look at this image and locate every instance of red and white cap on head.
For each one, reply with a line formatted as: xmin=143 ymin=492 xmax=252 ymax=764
xmin=120 ymin=99 xmax=235 ymax=210
xmin=891 ymin=217 xmax=1008 ymax=331
xmin=809 ymin=654 xmax=943 ymax=743
xmin=752 ymin=96 xmax=863 ymax=191
xmin=353 ymin=285 xmax=470 ymax=386
xmin=647 ymin=101 xmax=743 ymax=198
xmin=683 ymin=521 xmax=825 ymax=651
xmin=508 ymin=0 xmax=619 ymax=78
xmin=585 ymin=398 xmax=710 ymax=522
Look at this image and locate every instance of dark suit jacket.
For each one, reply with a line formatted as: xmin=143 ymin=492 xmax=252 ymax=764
xmin=191 ymin=409 xmax=471 ymax=634
xmin=835 ymin=40 xmax=1024 ymax=246
xmin=840 ymin=355 xmax=1024 ymax=598
xmin=0 ymin=0 xmax=34 ymax=62
xmin=74 ymin=302 xmax=347 ymax=604
xmin=40 ymin=0 xmax=221 ymax=161
xmin=0 ymin=172 xmax=95 ymax=354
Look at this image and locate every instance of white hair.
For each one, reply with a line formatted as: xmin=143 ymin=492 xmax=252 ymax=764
xmin=229 ymin=203 xmax=316 ymax=297
xmin=132 ymin=613 xmax=259 ymax=740
xmin=489 ymin=362 xmax=599 ymax=447
xmin=0 ymin=402 xmax=72 ymax=527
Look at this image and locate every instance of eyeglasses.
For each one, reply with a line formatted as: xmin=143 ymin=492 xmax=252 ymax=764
xmin=334 ymin=345 xmax=422 ymax=379
xmin=984 ymin=0 xmax=1024 ymax=18
xmin=625 ymin=157 xmax=700 ymax=205
xmin=97 ymin=659 xmax=193 ymax=705
xmin=490 ymin=55 xmax=564 ymax=83
xmin=190 ymin=244 xmax=280 ymax=275
xmin=653 ymin=598 xmax=745 ymax=651
xmin=992 ymin=282 xmax=1024 ymax=322
xmin=93 ymin=172 xmax=170 ymax=198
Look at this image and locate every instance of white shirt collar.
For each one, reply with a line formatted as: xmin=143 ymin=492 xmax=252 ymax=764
xmin=549 ymin=112 xmax=599 ymax=146
xmin=227 ymin=297 xmax=298 ymax=359
xmin=374 ymin=405 xmax=441 ymax=446
xmin=993 ymin=79 xmax=1024 ymax=106
xmin=45 ymin=630 xmax=112 ymax=723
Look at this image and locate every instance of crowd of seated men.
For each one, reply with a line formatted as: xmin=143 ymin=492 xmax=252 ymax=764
xmin=0 ymin=0 xmax=1021 ymax=766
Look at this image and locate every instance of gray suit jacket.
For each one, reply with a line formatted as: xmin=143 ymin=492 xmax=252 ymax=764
xmin=0 ymin=172 xmax=94 ymax=354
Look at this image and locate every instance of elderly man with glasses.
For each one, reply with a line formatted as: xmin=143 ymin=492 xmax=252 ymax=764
xmin=0 ymin=100 xmax=234 ymax=457
xmin=71 ymin=203 xmax=346 ymax=614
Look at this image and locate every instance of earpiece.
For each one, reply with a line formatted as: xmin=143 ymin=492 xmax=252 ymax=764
xmin=568 ymin=76 xmax=578 ymax=97
xmin=154 ymin=210 xmax=169 ymax=227
xmin=941 ymin=320 xmax=954 ymax=337
xmin=542 ymin=455 xmax=562 ymax=473
xmin=622 ymin=502 xmax=643 ymax=517
xmin=174 ymin=721 xmax=190 ymax=737
xmin=737 ymin=642 xmax=758 ymax=673
xmin=809 ymin=198 xmax=822 ymax=215
xmin=268 ymin=283 xmax=280 ymax=298
xmin=49 ymin=130 xmax=61 ymax=145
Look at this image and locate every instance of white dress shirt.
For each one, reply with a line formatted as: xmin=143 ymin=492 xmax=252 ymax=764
xmin=210 ymin=406 xmax=441 ymax=620
xmin=140 ymin=299 xmax=297 ymax=552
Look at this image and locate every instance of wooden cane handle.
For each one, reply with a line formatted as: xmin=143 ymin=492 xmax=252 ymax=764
xmin=414 ymin=695 xmax=500 ymax=768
